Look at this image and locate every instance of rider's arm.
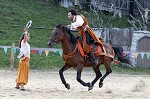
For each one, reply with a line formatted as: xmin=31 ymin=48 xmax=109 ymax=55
xmin=23 ymin=29 xmax=28 ymax=43
xmin=70 ymin=15 xmax=84 ymax=31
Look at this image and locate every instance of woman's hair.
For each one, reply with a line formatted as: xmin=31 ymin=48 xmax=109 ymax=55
xmin=68 ymin=10 xmax=78 ymax=15
xmin=19 ymin=33 xmax=25 ymax=48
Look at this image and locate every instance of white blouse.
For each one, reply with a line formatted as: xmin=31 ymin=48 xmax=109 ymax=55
xmin=20 ymin=40 xmax=30 ymax=58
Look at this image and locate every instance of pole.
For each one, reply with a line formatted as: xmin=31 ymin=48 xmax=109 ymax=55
xmin=129 ymin=0 xmax=135 ymax=20
xmin=10 ymin=43 xmax=15 ymax=70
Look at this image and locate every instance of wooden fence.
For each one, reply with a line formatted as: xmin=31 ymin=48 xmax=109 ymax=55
xmin=93 ymin=27 xmax=134 ymax=51
xmin=96 ymin=0 xmax=150 ymax=13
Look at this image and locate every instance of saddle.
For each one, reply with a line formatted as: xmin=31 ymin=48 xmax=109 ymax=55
xmin=77 ymin=37 xmax=103 ymax=57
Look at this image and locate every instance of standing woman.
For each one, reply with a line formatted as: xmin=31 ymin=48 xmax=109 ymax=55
xmin=15 ymin=28 xmax=30 ymax=91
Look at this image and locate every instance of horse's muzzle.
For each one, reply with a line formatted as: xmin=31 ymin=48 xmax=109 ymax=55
xmin=48 ymin=39 xmax=55 ymax=47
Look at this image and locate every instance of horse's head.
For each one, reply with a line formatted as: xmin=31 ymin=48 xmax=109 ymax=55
xmin=48 ymin=24 xmax=77 ymax=48
xmin=48 ymin=24 xmax=65 ymax=47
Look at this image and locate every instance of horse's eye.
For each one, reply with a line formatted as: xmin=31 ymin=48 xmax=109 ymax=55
xmin=55 ymin=32 xmax=58 ymax=36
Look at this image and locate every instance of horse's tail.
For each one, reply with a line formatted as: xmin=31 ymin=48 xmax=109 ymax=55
xmin=112 ymin=46 xmax=132 ymax=65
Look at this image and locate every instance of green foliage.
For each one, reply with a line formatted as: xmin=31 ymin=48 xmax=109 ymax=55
xmin=0 ymin=49 xmax=12 ymax=68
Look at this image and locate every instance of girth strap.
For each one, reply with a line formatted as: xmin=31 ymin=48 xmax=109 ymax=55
xmin=62 ymin=45 xmax=78 ymax=62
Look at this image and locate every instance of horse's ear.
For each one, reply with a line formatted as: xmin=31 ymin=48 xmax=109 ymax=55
xmin=62 ymin=25 xmax=69 ymax=32
xmin=56 ymin=24 xmax=63 ymax=29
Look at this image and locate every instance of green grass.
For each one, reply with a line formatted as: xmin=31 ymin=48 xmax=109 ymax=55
xmin=111 ymin=64 xmax=150 ymax=75
xmin=0 ymin=0 xmax=70 ymax=70
xmin=0 ymin=0 xmax=150 ymax=74
xmin=0 ymin=0 xmax=70 ymax=47
xmin=0 ymin=49 xmax=64 ymax=69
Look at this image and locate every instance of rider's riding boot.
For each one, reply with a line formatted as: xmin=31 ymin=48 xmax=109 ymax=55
xmin=88 ymin=52 xmax=98 ymax=68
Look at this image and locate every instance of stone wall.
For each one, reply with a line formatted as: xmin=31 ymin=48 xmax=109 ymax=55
xmin=93 ymin=27 xmax=133 ymax=51
xmin=130 ymin=31 xmax=150 ymax=66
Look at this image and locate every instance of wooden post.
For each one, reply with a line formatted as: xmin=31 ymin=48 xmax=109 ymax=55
xmin=10 ymin=43 xmax=15 ymax=70
xmin=129 ymin=0 xmax=135 ymax=20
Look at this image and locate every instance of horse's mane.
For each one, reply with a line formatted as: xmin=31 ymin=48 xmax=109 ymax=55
xmin=56 ymin=24 xmax=77 ymax=44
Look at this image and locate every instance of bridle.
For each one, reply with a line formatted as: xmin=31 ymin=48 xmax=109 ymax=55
xmin=49 ymin=26 xmax=79 ymax=62
xmin=50 ymin=28 xmax=64 ymax=44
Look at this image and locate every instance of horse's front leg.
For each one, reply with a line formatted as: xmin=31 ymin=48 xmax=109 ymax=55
xmin=76 ymin=65 xmax=92 ymax=91
xmin=59 ymin=64 xmax=71 ymax=89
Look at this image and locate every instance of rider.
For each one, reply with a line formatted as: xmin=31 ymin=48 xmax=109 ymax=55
xmin=67 ymin=10 xmax=103 ymax=68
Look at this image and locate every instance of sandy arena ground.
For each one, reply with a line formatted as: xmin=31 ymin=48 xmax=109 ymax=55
xmin=0 ymin=69 xmax=150 ymax=99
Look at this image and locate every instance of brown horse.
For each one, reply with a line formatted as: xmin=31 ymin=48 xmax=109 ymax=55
xmin=48 ymin=24 xmax=130 ymax=91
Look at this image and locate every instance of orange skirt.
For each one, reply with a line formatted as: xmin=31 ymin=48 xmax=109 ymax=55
xmin=16 ymin=57 xmax=30 ymax=85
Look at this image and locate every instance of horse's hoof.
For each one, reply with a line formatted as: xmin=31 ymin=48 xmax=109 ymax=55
xmin=87 ymin=82 xmax=93 ymax=91
xmin=65 ymin=83 xmax=70 ymax=89
xmin=99 ymin=82 xmax=103 ymax=88
xmin=88 ymin=86 xmax=93 ymax=91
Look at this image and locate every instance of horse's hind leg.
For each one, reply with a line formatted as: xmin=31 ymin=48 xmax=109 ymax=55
xmin=59 ymin=64 xmax=71 ymax=89
xmin=99 ymin=58 xmax=112 ymax=88
xmin=91 ymin=66 xmax=102 ymax=87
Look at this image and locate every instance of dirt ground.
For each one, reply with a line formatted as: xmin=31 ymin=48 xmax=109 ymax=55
xmin=0 ymin=69 xmax=150 ymax=99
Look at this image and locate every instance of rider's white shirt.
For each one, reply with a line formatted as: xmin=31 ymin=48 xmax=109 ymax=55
xmin=70 ymin=15 xmax=84 ymax=31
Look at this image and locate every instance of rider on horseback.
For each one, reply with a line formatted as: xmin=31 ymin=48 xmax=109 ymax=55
xmin=67 ymin=10 xmax=103 ymax=68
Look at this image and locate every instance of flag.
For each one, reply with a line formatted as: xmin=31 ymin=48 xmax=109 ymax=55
xmin=140 ymin=53 xmax=145 ymax=59
xmin=13 ymin=48 xmax=16 ymax=54
xmin=147 ymin=53 xmax=150 ymax=59
xmin=4 ymin=47 xmax=8 ymax=53
xmin=18 ymin=48 xmax=20 ymax=53
xmin=45 ymin=50 xmax=49 ymax=57
xmin=59 ymin=50 xmax=62 ymax=57
xmin=38 ymin=50 xmax=42 ymax=56
xmin=134 ymin=53 xmax=139 ymax=58
xmin=31 ymin=49 xmax=36 ymax=54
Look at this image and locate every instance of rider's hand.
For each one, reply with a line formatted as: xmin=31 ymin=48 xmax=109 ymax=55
xmin=24 ymin=28 xmax=28 ymax=31
xmin=24 ymin=28 xmax=28 ymax=34
xmin=67 ymin=25 xmax=71 ymax=29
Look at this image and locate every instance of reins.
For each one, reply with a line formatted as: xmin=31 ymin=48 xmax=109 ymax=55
xmin=50 ymin=29 xmax=64 ymax=43
xmin=51 ymin=25 xmax=79 ymax=62
xmin=62 ymin=44 xmax=78 ymax=62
